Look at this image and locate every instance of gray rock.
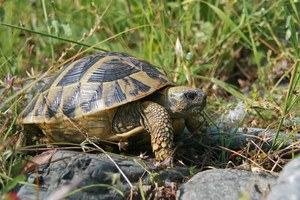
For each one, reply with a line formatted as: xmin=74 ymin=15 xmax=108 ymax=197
xmin=267 ymin=157 xmax=300 ymax=200
xmin=177 ymin=168 xmax=277 ymax=200
xmin=17 ymin=150 xmax=190 ymax=200
xmin=204 ymin=126 xmax=300 ymax=151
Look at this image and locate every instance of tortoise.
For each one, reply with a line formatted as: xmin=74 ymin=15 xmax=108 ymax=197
xmin=17 ymin=52 xmax=207 ymax=161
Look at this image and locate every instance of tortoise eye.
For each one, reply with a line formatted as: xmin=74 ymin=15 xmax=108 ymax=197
xmin=184 ymin=92 xmax=197 ymax=100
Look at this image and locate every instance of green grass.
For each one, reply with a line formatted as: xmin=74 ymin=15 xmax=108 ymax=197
xmin=0 ymin=0 xmax=299 ymax=197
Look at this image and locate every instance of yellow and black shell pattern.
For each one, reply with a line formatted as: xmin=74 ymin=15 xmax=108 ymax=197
xmin=18 ymin=52 xmax=174 ymax=142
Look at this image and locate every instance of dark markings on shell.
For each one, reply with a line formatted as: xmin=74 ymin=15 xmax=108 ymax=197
xmin=81 ymin=83 xmax=103 ymax=113
xmin=105 ymin=81 xmax=126 ymax=107
xmin=63 ymin=84 xmax=80 ymax=118
xmin=142 ymin=62 xmax=166 ymax=81
xmin=57 ymin=55 xmax=102 ymax=86
xmin=41 ymin=62 xmax=72 ymax=93
xmin=128 ymin=77 xmax=151 ymax=96
xmin=104 ymin=52 xmax=130 ymax=58
xmin=122 ymin=77 xmax=130 ymax=85
xmin=35 ymin=96 xmax=46 ymax=116
xmin=21 ymin=95 xmax=39 ymax=118
xmin=130 ymin=58 xmax=168 ymax=83
xmin=87 ymin=59 xmax=140 ymax=82
xmin=45 ymin=89 xmax=63 ymax=118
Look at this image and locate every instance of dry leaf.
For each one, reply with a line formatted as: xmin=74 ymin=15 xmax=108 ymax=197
xmin=22 ymin=150 xmax=56 ymax=173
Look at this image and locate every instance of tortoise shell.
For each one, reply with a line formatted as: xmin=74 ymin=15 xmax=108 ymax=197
xmin=18 ymin=52 xmax=174 ymax=142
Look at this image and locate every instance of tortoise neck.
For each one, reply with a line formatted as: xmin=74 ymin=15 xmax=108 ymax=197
xmin=143 ymin=86 xmax=174 ymax=115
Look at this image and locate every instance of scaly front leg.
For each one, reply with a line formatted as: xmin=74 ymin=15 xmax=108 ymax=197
xmin=141 ymin=101 xmax=174 ymax=162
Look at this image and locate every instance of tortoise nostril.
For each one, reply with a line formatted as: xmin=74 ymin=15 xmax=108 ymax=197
xmin=184 ymin=92 xmax=197 ymax=100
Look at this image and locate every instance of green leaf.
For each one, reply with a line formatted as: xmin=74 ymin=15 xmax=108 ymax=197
xmin=1 ymin=175 xmax=25 ymax=194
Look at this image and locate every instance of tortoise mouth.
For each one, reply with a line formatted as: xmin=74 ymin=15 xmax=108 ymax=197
xmin=187 ymin=104 xmax=205 ymax=112
xmin=186 ymin=98 xmax=206 ymax=112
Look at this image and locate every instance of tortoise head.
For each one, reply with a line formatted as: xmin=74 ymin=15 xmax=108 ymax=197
xmin=165 ymin=86 xmax=207 ymax=117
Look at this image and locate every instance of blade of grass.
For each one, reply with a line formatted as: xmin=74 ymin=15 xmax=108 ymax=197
xmin=272 ymin=8 xmax=300 ymax=148
xmin=243 ymin=0 xmax=263 ymax=91
xmin=41 ymin=0 xmax=55 ymax=62
xmin=210 ymin=77 xmax=253 ymax=105
xmin=289 ymin=0 xmax=300 ymax=21
xmin=0 ymin=23 xmax=108 ymax=52
xmin=138 ymin=178 xmax=146 ymax=200
xmin=188 ymin=0 xmax=251 ymax=46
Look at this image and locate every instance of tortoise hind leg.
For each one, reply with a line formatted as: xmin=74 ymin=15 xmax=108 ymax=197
xmin=141 ymin=101 xmax=174 ymax=161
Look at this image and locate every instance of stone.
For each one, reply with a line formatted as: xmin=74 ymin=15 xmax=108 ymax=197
xmin=267 ymin=157 xmax=300 ymax=200
xmin=16 ymin=150 xmax=190 ymax=200
xmin=177 ymin=168 xmax=277 ymax=200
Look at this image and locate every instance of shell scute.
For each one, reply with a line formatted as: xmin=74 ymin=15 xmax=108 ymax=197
xmin=62 ymin=84 xmax=80 ymax=118
xmin=45 ymin=88 xmax=63 ymax=118
xmin=80 ymin=83 xmax=103 ymax=114
xmin=57 ymin=55 xmax=102 ymax=87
